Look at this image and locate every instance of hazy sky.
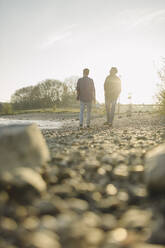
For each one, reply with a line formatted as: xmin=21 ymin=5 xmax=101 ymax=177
xmin=1 ymin=0 xmax=165 ymax=103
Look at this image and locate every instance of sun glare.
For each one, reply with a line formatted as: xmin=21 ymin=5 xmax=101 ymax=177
xmin=95 ymin=43 xmax=158 ymax=104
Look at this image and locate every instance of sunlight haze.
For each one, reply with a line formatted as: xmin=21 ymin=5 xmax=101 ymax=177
xmin=1 ymin=0 xmax=165 ymax=103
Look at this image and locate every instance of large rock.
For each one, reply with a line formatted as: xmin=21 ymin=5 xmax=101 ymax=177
xmin=148 ymin=215 xmax=165 ymax=245
xmin=145 ymin=143 xmax=165 ymax=192
xmin=0 ymin=124 xmax=50 ymax=172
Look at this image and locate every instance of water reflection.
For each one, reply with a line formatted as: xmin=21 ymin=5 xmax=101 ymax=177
xmin=0 ymin=118 xmax=62 ymax=129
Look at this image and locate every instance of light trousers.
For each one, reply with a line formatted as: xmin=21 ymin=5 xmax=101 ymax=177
xmin=105 ymin=99 xmax=117 ymax=124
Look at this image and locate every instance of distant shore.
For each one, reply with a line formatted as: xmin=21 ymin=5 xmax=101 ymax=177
xmin=0 ymin=111 xmax=164 ymax=132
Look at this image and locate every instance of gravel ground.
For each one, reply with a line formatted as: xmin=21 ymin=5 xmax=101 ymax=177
xmin=0 ymin=113 xmax=165 ymax=248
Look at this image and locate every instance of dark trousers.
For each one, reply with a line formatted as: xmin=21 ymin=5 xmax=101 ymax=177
xmin=80 ymin=101 xmax=92 ymax=126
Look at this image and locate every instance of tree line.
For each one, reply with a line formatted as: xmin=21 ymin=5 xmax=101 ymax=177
xmin=1 ymin=65 xmax=165 ymax=114
xmin=11 ymin=77 xmax=78 ymax=110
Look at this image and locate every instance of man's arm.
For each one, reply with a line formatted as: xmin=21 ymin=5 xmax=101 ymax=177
xmin=116 ymin=78 xmax=121 ymax=96
xmin=76 ymin=79 xmax=80 ymax=100
xmin=119 ymin=79 xmax=121 ymax=94
xmin=91 ymin=80 xmax=96 ymax=103
xmin=104 ymin=77 xmax=108 ymax=93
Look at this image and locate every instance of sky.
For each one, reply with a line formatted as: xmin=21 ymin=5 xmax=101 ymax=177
xmin=1 ymin=0 xmax=165 ymax=104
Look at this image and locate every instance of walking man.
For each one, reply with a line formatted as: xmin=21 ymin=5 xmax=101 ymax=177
xmin=104 ymin=67 xmax=121 ymax=126
xmin=77 ymin=68 xmax=96 ymax=128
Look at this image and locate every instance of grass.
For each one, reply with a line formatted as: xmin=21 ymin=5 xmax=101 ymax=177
xmin=0 ymin=107 xmax=81 ymax=115
xmin=1 ymin=104 xmax=159 ymax=117
xmin=0 ymin=104 xmax=105 ymax=116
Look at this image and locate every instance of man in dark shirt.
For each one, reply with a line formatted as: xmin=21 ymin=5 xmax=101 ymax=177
xmin=104 ymin=67 xmax=121 ymax=126
xmin=77 ymin=68 xmax=96 ymax=128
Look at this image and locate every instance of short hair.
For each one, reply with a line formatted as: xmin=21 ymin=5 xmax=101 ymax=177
xmin=110 ymin=67 xmax=118 ymax=74
xmin=83 ymin=68 xmax=89 ymax=75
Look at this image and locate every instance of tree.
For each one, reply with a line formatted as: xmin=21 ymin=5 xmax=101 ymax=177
xmin=11 ymin=86 xmax=34 ymax=110
xmin=11 ymin=77 xmax=79 ymax=110
xmin=38 ymin=79 xmax=64 ymax=108
xmin=11 ymin=79 xmax=64 ymax=110
xmin=62 ymin=76 xmax=78 ymax=107
xmin=2 ymin=103 xmax=13 ymax=114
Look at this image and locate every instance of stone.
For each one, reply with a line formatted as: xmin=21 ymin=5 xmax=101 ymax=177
xmin=0 ymin=168 xmax=46 ymax=203
xmin=119 ymin=208 xmax=152 ymax=230
xmin=82 ymin=211 xmax=101 ymax=227
xmin=105 ymin=228 xmax=128 ymax=244
xmin=22 ymin=216 xmax=39 ymax=230
xmin=148 ymin=215 xmax=165 ymax=245
xmin=25 ymin=230 xmax=61 ymax=248
xmin=40 ymin=215 xmax=57 ymax=231
xmin=145 ymin=143 xmax=165 ymax=192
xmin=96 ymin=196 xmax=121 ymax=213
xmin=0 ymin=217 xmax=17 ymax=231
xmin=66 ymin=198 xmax=89 ymax=213
xmin=0 ymin=124 xmax=50 ymax=172
xmin=33 ymin=199 xmax=57 ymax=216
xmin=0 ymin=238 xmax=18 ymax=248
xmin=132 ymin=244 xmax=165 ymax=248
xmin=113 ymin=164 xmax=129 ymax=179
xmin=2 ymin=167 xmax=46 ymax=192
xmin=85 ymin=228 xmax=104 ymax=245
xmin=100 ymin=214 xmax=117 ymax=231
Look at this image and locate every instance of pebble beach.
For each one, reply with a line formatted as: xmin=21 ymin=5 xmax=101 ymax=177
xmin=0 ymin=112 xmax=165 ymax=248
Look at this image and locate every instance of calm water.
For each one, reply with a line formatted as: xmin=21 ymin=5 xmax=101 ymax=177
xmin=0 ymin=118 xmax=62 ymax=129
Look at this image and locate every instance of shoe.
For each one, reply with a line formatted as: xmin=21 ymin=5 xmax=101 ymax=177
xmin=79 ymin=124 xmax=83 ymax=129
xmin=87 ymin=125 xmax=90 ymax=128
xmin=104 ymin=122 xmax=109 ymax=125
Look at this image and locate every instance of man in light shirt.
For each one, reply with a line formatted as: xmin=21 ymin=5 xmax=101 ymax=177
xmin=104 ymin=67 xmax=121 ymax=126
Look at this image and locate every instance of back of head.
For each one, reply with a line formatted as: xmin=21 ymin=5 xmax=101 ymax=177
xmin=83 ymin=68 xmax=89 ymax=77
xmin=110 ymin=67 xmax=118 ymax=75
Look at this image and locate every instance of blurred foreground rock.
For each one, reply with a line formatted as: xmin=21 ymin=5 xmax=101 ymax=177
xmin=145 ymin=144 xmax=165 ymax=245
xmin=0 ymin=124 xmax=50 ymax=172
xmin=145 ymin=143 xmax=165 ymax=192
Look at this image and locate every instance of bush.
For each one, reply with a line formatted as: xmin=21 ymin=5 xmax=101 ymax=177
xmin=1 ymin=103 xmax=13 ymax=115
xmin=53 ymin=105 xmax=56 ymax=111
xmin=157 ymin=89 xmax=165 ymax=114
xmin=157 ymin=59 xmax=165 ymax=115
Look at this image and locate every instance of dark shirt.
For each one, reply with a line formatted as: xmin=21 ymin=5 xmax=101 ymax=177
xmin=104 ymin=75 xmax=121 ymax=102
xmin=77 ymin=76 xmax=95 ymax=102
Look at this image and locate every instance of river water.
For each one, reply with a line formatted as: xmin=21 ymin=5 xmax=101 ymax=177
xmin=0 ymin=118 xmax=62 ymax=129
